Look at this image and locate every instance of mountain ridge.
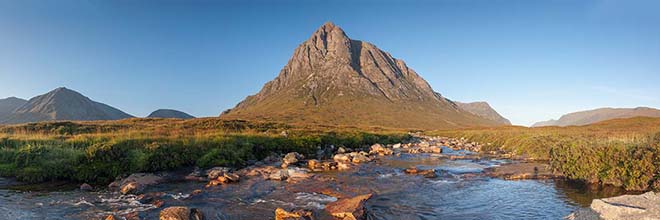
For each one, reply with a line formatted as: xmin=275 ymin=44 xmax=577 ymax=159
xmin=455 ymin=101 xmax=511 ymax=125
xmin=148 ymin=109 xmax=195 ymax=119
xmin=1 ymin=87 xmax=134 ymax=124
xmin=532 ymin=107 xmax=660 ymax=127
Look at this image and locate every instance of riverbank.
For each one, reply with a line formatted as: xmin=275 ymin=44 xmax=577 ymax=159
xmin=429 ymin=117 xmax=660 ymax=191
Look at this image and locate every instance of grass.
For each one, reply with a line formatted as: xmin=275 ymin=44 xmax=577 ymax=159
xmin=428 ymin=117 xmax=660 ymax=191
xmin=0 ymin=118 xmax=410 ymax=184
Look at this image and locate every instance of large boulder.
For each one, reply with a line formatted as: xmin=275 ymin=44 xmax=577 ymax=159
xmin=274 ymin=208 xmax=315 ymax=220
xmin=589 ymin=191 xmax=660 ymax=220
xmin=118 ymin=173 xmax=165 ymax=195
xmin=325 ymin=194 xmax=373 ymax=220
xmin=159 ymin=206 xmax=204 ymax=220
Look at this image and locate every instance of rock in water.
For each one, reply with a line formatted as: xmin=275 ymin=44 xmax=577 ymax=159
xmin=159 ymin=206 xmax=204 ymax=220
xmin=282 ymin=152 xmax=304 ymax=168
xmin=325 ymin=193 xmax=373 ymax=220
xmin=220 ymin=22 xmax=502 ymax=129
xmin=275 ymin=208 xmax=314 ymax=220
xmin=80 ymin=183 xmax=93 ymax=191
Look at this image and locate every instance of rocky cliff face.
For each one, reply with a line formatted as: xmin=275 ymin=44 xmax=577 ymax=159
xmin=1 ymin=87 xmax=133 ymax=124
xmin=221 ymin=22 xmax=501 ymax=129
xmin=455 ymin=101 xmax=511 ymax=125
xmin=147 ymin=109 xmax=195 ymax=119
xmin=532 ymin=107 xmax=660 ymax=127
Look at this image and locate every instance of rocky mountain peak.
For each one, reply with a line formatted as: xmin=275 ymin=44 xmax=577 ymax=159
xmin=221 ymin=22 xmax=505 ymax=129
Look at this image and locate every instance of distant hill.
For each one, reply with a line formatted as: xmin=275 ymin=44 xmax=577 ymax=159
xmin=147 ymin=109 xmax=195 ymax=119
xmin=0 ymin=97 xmax=27 ymax=121
xmin=455 ymin=101 xmax=511 ymax=125
xmin=1 ymin=87 xmax=133 ymax=124
xmin=532 ymin=107 xmax=660 ymax=127
xmin=221 ymin=22 xmax=501 ymax=129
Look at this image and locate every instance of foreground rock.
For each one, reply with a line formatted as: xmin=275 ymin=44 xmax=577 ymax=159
xmin=282 ymin=152 xmax=304 ymax=168
xmin=325 ymin=194 xmax=372 ymax=220
xmin=159 ymin=206 xmax=204 ymax=220
xmin=274 ymin=208 xmax=315 ymax=220
xmin=485 ymin=162 xmax=563 ymax=180
xmin=588 ymin=191 xmax=660 ymax=220
xmin=114 ymin=173 xmax=165 ymax=195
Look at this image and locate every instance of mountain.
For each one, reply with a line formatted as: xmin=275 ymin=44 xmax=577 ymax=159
xmin=0 ymin=97 xmax=27 ymax=121
xmin=532 ymin=107 xmax=660 ymax=127
xmin=455 ymin=101 xmax=511 ymax=125
xmin=220 ymin=22 xmax=501 ymax=129
xmin=1 ymin=87 xmax=133 ymax=124
xmin=147 ymin=109 xmax=195 ymax=119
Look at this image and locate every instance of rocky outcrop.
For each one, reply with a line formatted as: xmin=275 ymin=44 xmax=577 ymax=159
xmin=220 ymin=22 xmax=502 ymax=129
xmin=567 ymin=192 xmax=660 ymax=220
xmin=325 ymin=194 xmax=373 ymax=220
xmin=159 ymin=206 xmax=204 ymax=220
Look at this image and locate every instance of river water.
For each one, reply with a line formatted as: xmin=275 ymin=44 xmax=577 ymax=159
xmin=0 ymin=151 xmax=627 ymax=220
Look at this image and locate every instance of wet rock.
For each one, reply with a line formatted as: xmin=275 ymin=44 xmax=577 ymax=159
xmin=80 ymin=183 xmax=93 ymax=191
xmin=275 ymin=207 xmax=315 ymax=220
xmin=337 ymin=162 xmax=352 ymax=170
xmin=404 ymin=167 xmax=436 ymax=178
xmin=206 ymin=167 xmax=230 ymax=180
xmin=392 ymin=143 xmax=401 ymax=149
xmin=325 ymin=194 xmax=373 ymax=220
xmin=589 ymin=191 xmax=660 ymax=220
xmin=159 ymin=206 xmax=204 ymax=220
xmin=333 ymin=154 xmax=351 ymax=162
xmin=120 ymin=182 xmax=143 ymax=195
xmin=308 ymin=159 xmax=322 ymax=171
xmin=185 ymin=168 xmax=207 ymax=182
xmin=105 ymin=215 xmax=117 ymax=220
xmin=337 ymin=147 xmax=348 ymax=154
xmin=124 ymin=211 xmax=140 ymax=220
xmin=322 ymin=161 xmax=339 ymax=170
xmin=369 ymin=144 xmax=393 ymax=156
xmin=241 ymin=165 xmax=280 ymax=179
xmin=269 ymin=169 xmax=290 ymax=181
xmin=119 ymin=173 xmax=165 ymax=195
xmin=350 ymin=153 xmax=371 ymax=163
xmin=224 ymin=172 xmax=240 ymax=182
xmin=282 ymin=152 xmax=304 ymax=168
xmin=286 ymin=168 xmax=313 ymax=180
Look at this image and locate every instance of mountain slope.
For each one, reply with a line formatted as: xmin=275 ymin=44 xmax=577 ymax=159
xmin=1 ymin=87 xmax=133 ymax=124
xmin=0 ymin=97 xmax=27 ymax=121
xmin=220 ymin=22 xmax=500 ymax=129
xmin=455 ymin=101 xmax=511 ymax=125
xmin=147 ymin=109 xmax=195 ymax=119
xmin=532 ymin=107 xmax=660 ymax=127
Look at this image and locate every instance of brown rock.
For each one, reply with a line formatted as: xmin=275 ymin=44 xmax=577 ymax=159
xmin=105 ymin=215 xmax=117 ymax=220
xmin=325 ymin=194 xmax=373 ymax=220
xmin=159 ymin=206 xmax=204 ymax=220
xmin=80 ymin=183 xmax=93 ymax=191
xmin=275 ymin=208 xmax=315 ymax=220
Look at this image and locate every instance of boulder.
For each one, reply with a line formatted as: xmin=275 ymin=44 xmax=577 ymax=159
xmin=308 ymin=159 xmax=322 ymax=171
xmin=224 ymin=172 xmax=240 ymax=182
xmin=206 ymin=167 xmax=230 ymax=180
xmin=369 ymin=144 xmax=393 ymax=156
xmin=351 ymin=153 xmax=371 ymax=163
xmin=159 ymin=206 xmax=204 ymax=220
xmin=118 ymin=173 xmax=165 ymax=195
xmin=333 ymin=154 xmax=352 ymax=162
xmin=286 ymin=168 xmax=313 ymax=180
xmin=105 ymin=215 xmax=117 ymax=220
xmin=282 ymin=152 xmax=304 ymax=168
xmin=325 ymin=194 xmax=373 ymax=220
xmin=589 ymin=191 xmax=660 ymax=220
xmin=275 ymin=208 xmax=315 ymax=220
xmin=392 ymin=143 xmax=401 ymax=149
xmin=269 ymin=169 xmax=290 ymax=181
xmin=80 ymin=183 xmax=93 ymax=191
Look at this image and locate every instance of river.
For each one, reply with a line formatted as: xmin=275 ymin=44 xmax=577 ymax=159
xmin=0 ymin=150 xmax=628 ymax=220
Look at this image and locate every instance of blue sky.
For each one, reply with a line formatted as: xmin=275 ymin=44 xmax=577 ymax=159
xmin=1 ymin=0 xmax=659 ymax=126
